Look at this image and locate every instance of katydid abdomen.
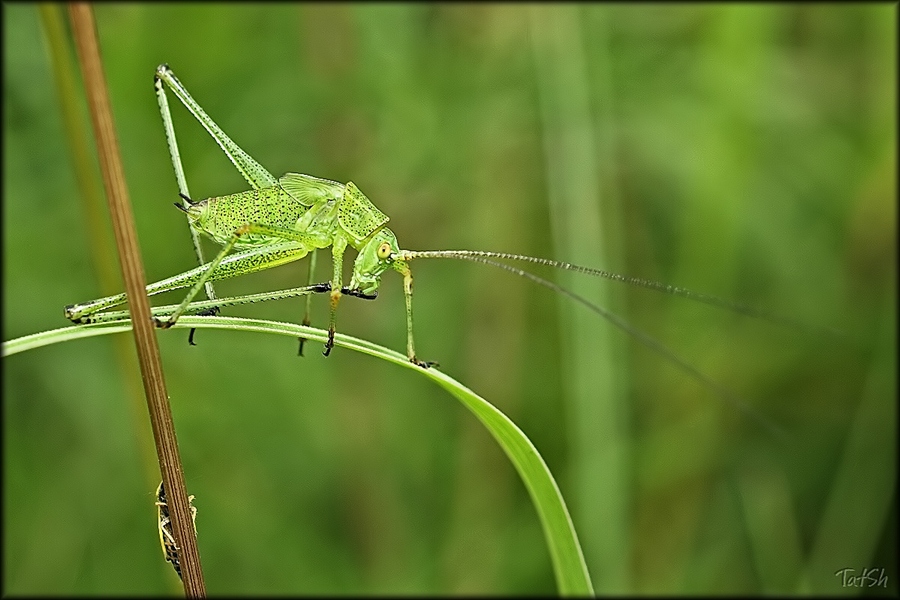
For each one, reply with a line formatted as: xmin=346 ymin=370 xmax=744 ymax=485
xmin=184 ymin=186 xmax=311 ymax=248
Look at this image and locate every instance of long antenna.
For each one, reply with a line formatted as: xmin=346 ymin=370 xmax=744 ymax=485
xmin=405 ymin=249 xmax=841 ymax=338
xmin=403 ymin=250 xmax=788 ymax=439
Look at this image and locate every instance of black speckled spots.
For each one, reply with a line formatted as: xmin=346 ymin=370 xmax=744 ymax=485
xmin=338 ymin=182 xmax=388 ymax=243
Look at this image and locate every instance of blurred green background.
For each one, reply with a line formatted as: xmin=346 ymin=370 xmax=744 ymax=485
xmin=3 ymin=4 xmax=895 ymax=595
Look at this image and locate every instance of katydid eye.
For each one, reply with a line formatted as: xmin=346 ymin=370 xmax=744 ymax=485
xmin=377 ymin=242 xmax=392 ymax=260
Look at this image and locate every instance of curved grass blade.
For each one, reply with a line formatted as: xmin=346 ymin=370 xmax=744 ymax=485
xmin=3 ymin=316 xmax=594 ymax=595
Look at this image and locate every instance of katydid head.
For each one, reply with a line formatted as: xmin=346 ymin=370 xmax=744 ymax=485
xmin=348 ymin=228 xmax=404 ymax=296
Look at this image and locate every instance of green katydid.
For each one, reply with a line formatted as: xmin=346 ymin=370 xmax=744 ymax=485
xmin=64 ymin=65 xmax=815 ymax=427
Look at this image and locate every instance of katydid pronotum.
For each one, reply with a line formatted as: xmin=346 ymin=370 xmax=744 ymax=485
xmin=65 ymin=65 xmax=812 ymax=428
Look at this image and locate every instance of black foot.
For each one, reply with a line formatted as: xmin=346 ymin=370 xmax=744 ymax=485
xmin=409 ymin=356 xmax=439 ymax=369
xmin=323 ymin=326 xmax=335 ymax=357
xmin=186 ymin=306 xmax=220 ymax=346
xmin=297 ymin=317 xmax=311 ymax=357
xmin=340 ymin=287 xmax=378 ymax=300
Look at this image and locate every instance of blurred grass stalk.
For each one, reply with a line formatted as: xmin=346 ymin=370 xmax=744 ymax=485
xmin=528 ymin=5 xmax=631 ymax=593
xmin=801 ymin=252 xmax=897 ymax=592
xmin=36 ymin=2 xmax=159 ymax=496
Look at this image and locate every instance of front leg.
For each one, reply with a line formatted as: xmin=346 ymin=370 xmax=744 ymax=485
xmin=397 ymin=263 xmax=438 ymax=369
xmin=324 ymin=236 xmax=348 ymax=357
